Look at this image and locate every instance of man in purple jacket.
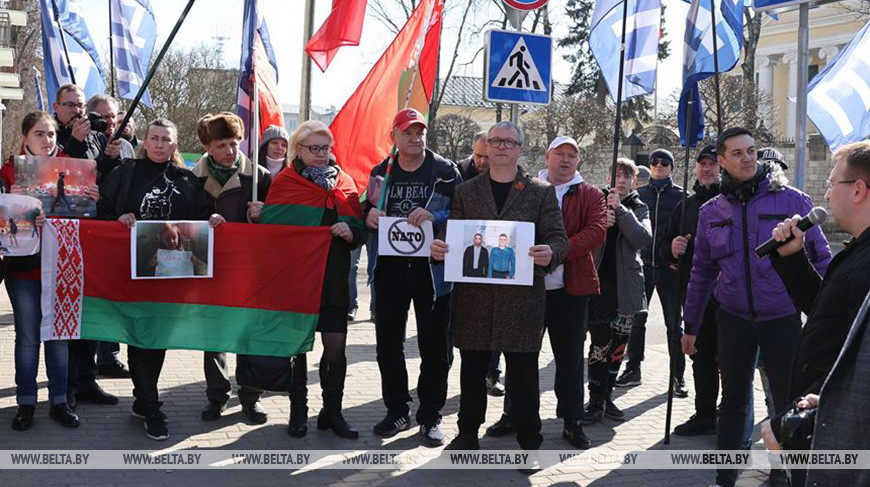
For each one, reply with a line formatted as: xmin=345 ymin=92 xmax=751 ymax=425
xmin=681 ymin=127 xmax=831 ymax=487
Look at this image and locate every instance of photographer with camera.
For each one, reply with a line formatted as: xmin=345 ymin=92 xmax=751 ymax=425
xmin=52 ymin=84 xmax=123 ymax=182
xmin=88 ymin=94 xmax=136 ymax=160
xmin=760 ymin=141 xmax=870 ymax=487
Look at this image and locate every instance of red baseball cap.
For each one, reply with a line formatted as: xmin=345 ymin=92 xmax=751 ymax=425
xmin=392 ymin=108 xmax=427 ymax=131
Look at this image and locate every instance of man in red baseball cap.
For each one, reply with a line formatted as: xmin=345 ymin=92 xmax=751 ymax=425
xmin=363 ymin=107 xmax=462 ymax=446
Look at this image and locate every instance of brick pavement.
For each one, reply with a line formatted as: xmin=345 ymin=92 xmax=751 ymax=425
xmin=0 ymin=265 xmax=773 ymax=486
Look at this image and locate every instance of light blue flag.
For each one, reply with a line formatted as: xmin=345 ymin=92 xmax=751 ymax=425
xmin=807 ymin=20 xmax=870 ymax=150
xmin=110 ymin=0 xmax=157 ymax=108
xmin=40 ymin=0 xmax=106 ymax=109
xmin=589 ymin=0 xmax=662 ymax=103
xmin=677 ymin=0 xmax=743 ymax=146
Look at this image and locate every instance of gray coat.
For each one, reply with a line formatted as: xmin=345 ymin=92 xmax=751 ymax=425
xmin=592 ymin=190 xmax=652 ymax=315
xmin=448 ymin=167 xmax=568 ymax=353
xmin=805 ymin=290 xmax=870 ymax=486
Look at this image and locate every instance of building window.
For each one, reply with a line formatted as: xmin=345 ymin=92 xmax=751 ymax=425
xmin=809 ymin=64 xmax=819 ymax=80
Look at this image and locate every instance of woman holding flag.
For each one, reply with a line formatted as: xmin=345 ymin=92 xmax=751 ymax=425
xmin=261 ymin=120 xmax=365 ymax=439
xmin=1 ymin=111 xmax=96 ymax=431
xmin=97 ymin=117 xmax=218 ymax=441
xmin=191 ymin=112 xmax=273 ymax=425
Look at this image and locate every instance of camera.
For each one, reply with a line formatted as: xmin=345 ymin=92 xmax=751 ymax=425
xmin=82 ymin=111 xmax=109 ymax=133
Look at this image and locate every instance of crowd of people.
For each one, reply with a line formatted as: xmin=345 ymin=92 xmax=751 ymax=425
xmin=2 ymin=83 xmax=870 ymax=485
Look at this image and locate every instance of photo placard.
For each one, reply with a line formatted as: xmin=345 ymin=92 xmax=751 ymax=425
xmin=444 ymin=219 xmax=535 ymax=286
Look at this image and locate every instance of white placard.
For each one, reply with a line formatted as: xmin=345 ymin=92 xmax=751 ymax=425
xmin=131 ymin=220 xmax=214 ymax=279
xmin=444 ymin=219 xmax=535 ymax=286
xmin=377 ymin=216 xmax=433 ymax=257
xmin=0 ymin=194 xmax=43 ymax=257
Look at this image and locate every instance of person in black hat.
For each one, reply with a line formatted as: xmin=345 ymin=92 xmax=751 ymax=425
xmin=617 ymin=148 xmax=687 ymax=397
xmin=757 ymin=147 xmax=788 ymax=171
xmin=661 ymin=144 xmax=723 ymax=435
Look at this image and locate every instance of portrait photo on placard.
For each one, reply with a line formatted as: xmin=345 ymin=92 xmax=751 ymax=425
xmin=14 ymin=155 xmax=98 ymax=218
xmin=0 ymin=194 xmax=43 ymax=257
xmin=444 ymin=219 xmax=535 ymax=286
xmin=132 ymin=221 xmax=213 ymax=279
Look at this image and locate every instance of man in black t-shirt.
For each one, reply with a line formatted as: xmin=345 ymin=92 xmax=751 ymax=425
xmin=364 ymin=108 xmax=462 ymax=446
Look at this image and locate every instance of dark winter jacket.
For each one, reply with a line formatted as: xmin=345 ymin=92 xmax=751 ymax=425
xmin=660 ymin=180 xmax=721 ymax=301
xmin=55 ymin=114 xmax=120 ymax=182
xmin=637 ymin=177 xmax=683 ymax=268
xmin=191 ymin=154 xmax=272 ymax=223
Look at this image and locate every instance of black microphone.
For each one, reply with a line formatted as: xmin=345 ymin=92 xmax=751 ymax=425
xmin=755 ymin=207 xmax=827 ymax=258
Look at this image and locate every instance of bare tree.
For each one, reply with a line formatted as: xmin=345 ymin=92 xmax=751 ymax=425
xmin=3 ymin=0 xmax=42 ymax=159
xmin=741 ymin=8 xmax=763 ymax=82
xmin=132 ymin=44 xmax=239 ymax=153
xmin=428 ymin=114 xmax=481 ymax=161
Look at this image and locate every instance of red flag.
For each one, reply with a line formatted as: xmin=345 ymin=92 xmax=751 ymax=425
xmin=330 ymin=0 xmax=443 ymax=191
xmin=305 ymin=0 xmax=368 ymax=72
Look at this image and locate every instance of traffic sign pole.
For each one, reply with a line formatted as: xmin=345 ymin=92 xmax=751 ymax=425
xmin=510 ymin=10 xmax=522 ymax=125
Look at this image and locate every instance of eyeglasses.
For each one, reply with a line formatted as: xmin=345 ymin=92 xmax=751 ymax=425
xmin=60 ymin=102 xmax=86 ymax=109
xmin=825 ymin=179 xmax=858 ymax=190
xmin=650 ymin=159 xmax=672 ymax=167
xmin=299 ymin=144 xmax=333 ymax=155
xmin=488 ymin=138 xmax=521 ymax=149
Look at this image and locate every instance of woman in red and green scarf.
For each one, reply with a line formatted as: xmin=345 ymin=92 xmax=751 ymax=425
xmin=262 ymin=120 xmax=365 ymax=439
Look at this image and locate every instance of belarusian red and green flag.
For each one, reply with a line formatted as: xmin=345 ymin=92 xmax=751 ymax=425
xmin=40 ymin=219 xmax=332 ymax=357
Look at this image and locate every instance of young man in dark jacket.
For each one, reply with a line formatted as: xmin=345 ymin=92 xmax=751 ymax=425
xmin=584 ymin=159 xmax=652 ymax=424
xmin=661 ymin=145 xmax=721 ymax=436
xmin=457 ymin=131 xmax=489 ymax=181
xmin=618 ymin=149 xmax=687 ymax=397
xmin=364 ymin=108 xmax=462 ymax=446
xmin=760 ymin=140 xmax=870 ymax=487
xmin=682 ymin=127 xmax=832 ymax=487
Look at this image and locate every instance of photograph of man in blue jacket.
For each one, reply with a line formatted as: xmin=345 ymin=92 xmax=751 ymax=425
xmin=488 ymin=233 xmax=515 ymax=279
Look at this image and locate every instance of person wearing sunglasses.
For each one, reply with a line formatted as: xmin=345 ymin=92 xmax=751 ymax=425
xmin=618 ymin=149 xmax=688 ymax=399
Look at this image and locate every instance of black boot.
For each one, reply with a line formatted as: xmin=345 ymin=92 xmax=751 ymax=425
xmin=287 ymin=353 xmax=308 ymax=438
xmin=317 ymin=357 xmax=358 ymax=439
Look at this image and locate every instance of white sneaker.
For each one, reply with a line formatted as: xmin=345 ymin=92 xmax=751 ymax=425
xmin=420 ymin=423 xmax=445 ymax=446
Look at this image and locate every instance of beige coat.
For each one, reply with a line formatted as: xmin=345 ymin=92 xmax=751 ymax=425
xmin=448 ymin=168 xmax=568 ymax=353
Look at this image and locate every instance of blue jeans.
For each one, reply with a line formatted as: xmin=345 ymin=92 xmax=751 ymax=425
xmin=6 ymin=277 xmax=69 ymax=406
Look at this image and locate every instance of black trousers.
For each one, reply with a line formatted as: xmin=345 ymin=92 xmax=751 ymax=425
xmin=203 ymin=352 xmax=263 ymax=405
xmin=626 ymin=265 xmax=685 ymax=380
xmin=68 ymin=339 xmax=99 ymax=395
xmin=502 ymin=290 xmax=589 ymax=420
xmin=128 ymin=345 xmax=167 ymax=415
xmin=374 ymin=257 xmax=453 ymax=426
xmin=588 ymin=314 xmax=635 ymax=399
xmin=459 ymin=349 xmax=542 ymax=449
xmin=691 ymin=298 xmax=720 ymax=418
xmin=715 ymin=309 xmax=801 ymax=487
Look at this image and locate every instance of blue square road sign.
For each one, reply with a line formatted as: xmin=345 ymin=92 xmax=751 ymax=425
xmin=484 ymin=29 xmax=552 ymax=105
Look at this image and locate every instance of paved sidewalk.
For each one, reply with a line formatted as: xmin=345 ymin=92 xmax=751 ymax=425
xmin=0 ymin=266 xmax=773 ymax=486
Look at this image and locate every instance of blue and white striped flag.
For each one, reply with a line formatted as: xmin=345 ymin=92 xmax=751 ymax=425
xmin=589 ymin=0 xmax=662 ymax=102
xmin=111 ymin=0 xmax=157 ymax=108
xmin=34 ymin=68 xmax=45 ymax=111
xmin=39 ymin=0 xmax=106 ymax=109
xmin=677 ymin=0 xmax=743 ymax=146
xmin=807 ymin=20 xmax=870 ymax=150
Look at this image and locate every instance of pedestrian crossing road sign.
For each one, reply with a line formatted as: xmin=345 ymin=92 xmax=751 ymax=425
xmin=484 ymin=29 xmax=552 ymax=105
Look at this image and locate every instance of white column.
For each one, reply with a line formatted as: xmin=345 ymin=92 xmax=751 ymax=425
xmin=757 ymin=56 xmax=776 ymax=97
xmin=817 ymin=46 xmax=840 ymax=70
xmin=783 ymin=51 xmax=799 ymax=139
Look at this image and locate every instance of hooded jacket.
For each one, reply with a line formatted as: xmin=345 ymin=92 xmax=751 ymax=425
xmin=683 ymin=163 xmax=832 ymax=333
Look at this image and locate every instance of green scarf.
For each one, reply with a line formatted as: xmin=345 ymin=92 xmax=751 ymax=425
xmin=207 ymin=153 xmax=241 ymax=187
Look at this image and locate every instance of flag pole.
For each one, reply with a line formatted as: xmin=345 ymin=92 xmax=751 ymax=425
xmin=665 ymin=88 xmax=695 ymax=445
xmin=252 ymin=75 xmax=260 ymax=203
xmin=112 ymin=0 xmax=197 ymax=140
xmin=108 ymin=0 xmax=116 ymax=97
xmin=53 ymin=2 xmax=76 ymax=85
xmin=299 ymin=0 xmax=315 ymax=126
xmin=709 ymin=0 xmax=723 ymax=133
xmin=608 ymin=0 xmax=629 ymax=188
xmin=376 ymin=0 xmax=438 ymax=212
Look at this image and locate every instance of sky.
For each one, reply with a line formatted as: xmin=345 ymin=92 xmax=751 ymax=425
xmin=76 ymin=0 xmax=691 ymax=112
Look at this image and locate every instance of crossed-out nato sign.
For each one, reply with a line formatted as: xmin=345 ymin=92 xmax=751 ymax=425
xmin=484 ymin=29 xmax=552 ymax=105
